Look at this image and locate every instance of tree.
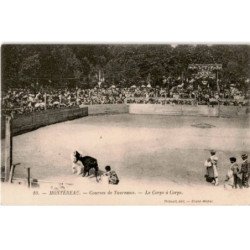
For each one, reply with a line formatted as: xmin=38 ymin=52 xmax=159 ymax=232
xmin=1 ymin=44 xmax=249 ymax=90
xmin=18 ymin=54 xmax=41 ymax=83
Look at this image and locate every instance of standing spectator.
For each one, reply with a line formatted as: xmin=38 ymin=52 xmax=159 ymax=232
xmin=224 ymin=168 xmax=234 ymax=189
xmin=229 ymin=157 xmax=241 ymax=188
xmin=240 ymin=154 xmax=249 ymax=188
xmin=204 ymin=158 xmax=214 ymax=183
xmin=210 ymin=150 xmax=219 ymax=186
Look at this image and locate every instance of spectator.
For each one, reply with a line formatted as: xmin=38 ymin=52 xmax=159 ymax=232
xmin=2 ymin=78 xmax=248 ymax=115
xmin=240 ymin=154 xmax=249 ymax=188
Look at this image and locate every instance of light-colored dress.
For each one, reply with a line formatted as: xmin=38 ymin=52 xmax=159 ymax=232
xmin=224 ymin=169 xmax=234 ymax=188
xmin=210 ymin=155 xmax=219 ymax=178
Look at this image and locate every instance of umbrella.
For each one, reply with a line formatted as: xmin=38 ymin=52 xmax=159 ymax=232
xmin=147 ymin=84 xmax=152 ymax=88
xmin=141 ymin=84 xmax=146 ymax=88
xmin=111 ymin=85 xmax=116 ymax=88
xmin=131 ymin=85 xmax=136 ymax=88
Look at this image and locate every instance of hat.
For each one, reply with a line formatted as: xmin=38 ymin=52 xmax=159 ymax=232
xmin=241 ymin=153 xmax=248 ymax=159
xmin=210 ymin=150 xmax=216 ymax=154
xmin=230 ymin=157 xmax=236 ymax=162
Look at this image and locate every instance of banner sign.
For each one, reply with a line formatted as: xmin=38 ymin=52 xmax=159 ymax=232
xmin=188 ymin=64 xmax=222 ymax=80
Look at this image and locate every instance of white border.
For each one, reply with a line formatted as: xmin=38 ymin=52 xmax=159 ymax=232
xmin=1 ymin=0 xmax=250 ymax=43
xmin=1 ymin=1 xmax=249 ymax=250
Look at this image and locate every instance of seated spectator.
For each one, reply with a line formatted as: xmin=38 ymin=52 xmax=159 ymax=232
xmin=2 ymin=77 xmax=248 ymax=115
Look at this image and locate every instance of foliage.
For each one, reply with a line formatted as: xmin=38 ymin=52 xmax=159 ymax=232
xmin=1 ymin=44 xmax=249 ymax=90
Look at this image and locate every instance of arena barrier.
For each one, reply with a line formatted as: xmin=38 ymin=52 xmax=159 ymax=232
xmin=129 ymin=104 xmax=248 ymax=117
xmin=218 ymin=106 xmax=249 ymax=117
xmin=1 ymin=107 xmax=88 ymax=137
xmin=1 ymin=104 xmax=248 ymax=138
xmin=129 ymin=104 xmax=183 ymax=115
xmin=85 ymin=104 xmax=129 ymax=115
xmin=182 ymin=105 xmax=219 ymax=117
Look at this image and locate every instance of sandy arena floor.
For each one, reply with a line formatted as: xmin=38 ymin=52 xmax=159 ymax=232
xmin=1 ymin=114 xmax=250 ymax=205
xmin=2 ymin=114 xmax=249 ymax=187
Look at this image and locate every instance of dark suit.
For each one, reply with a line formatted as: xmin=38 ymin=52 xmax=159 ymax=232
xmin=241 ymin=160 xmax=249 ymax=188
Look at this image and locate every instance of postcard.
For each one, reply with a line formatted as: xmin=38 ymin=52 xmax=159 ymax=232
xmin=1 ymin=44 xmax=249 ymax=205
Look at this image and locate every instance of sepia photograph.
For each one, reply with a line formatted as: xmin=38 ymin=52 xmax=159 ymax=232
xmin=1 ymin=2 xmax=250 ymax=250
xmin=1 ymin=44 xmax=249 ymax=205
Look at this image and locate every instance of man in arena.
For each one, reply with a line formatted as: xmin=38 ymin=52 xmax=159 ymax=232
xmin=240 ymin=154 xmax=249 ymax=188
xmin=103 ymin=166 xmax=119 ymax=185
xmin=229 ymin=157 xmax=241 ymax=188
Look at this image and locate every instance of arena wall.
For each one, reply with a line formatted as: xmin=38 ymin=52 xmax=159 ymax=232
xmin=218 ymin=106 xmax=248 ymax=117
xmin=1 ymin=105 xmax=128 ymax=137
xmin=86 ymin=104 xmax=129 ymax=115
xmin=129 ymin=104 xmax=183 ymax=115
xmin=182 ymin=105 xmax=219 ymax=117
xmin=1 ymin=104 xmax=248 ymax=138
xmin=129 ymin=104 xmax=248 ymax=117
xmin=1 ymin=107 xmax=88 ymax=137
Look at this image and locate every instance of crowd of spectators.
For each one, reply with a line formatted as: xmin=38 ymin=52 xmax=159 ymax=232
xmin=2 ymin=81 xmax=249 ymax=115
xmin=2 ymin=87 xmax=126 ymax=115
